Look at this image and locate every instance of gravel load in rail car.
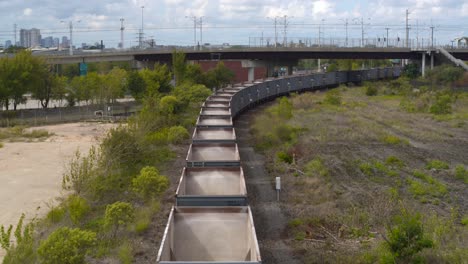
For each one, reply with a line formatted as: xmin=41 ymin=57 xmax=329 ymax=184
xmin=157 ymin=206 xmax=261 ymax=263
xmin=175 ymin=167 xmax=247 ymax=206
xmin=200 ymin=107 xmax=231 ymax=117
xmin=192 ymin=127 xmax=236 ymax=144
xmin=208 ymin=95 xmax=232 ymax=102
xmin=203 ymin=101 xmax=230 ymax=108
xmin=186 ymin=143 xmax=240 ymax=167
xmin=196 ymin=116 xmax=233 ymax=128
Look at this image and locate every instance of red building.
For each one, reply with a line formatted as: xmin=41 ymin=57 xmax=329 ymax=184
xmin=195 ymin=60 xmax=267 ymax=83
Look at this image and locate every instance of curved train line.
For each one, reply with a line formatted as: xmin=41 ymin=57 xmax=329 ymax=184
xmin=157 ymin=67 xmax=402 ymax=264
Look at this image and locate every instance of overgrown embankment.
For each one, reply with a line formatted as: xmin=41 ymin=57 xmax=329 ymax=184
xmin=250 ymin=67 xmax=468 ymax=263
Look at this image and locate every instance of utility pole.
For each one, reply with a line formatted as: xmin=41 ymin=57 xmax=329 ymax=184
xmin=186 ymin=16 xmax=197 ymax=48
xmin=274 ymin=17 xmax=278 ymax=48
xmin=430 ymin=26 xmax=434 ymax=49
xmin=139 ymin=6 xmax=145 ymax=49
xmin=340 ymin=18 xmax=348 ymax=47
xmin=282 ymin=15 xmax=290 ymax=47
xmin=69 ymin=22 xmax=73 ymax=56
xmin=199 ymin=17 xmax=204 ymax=45
xmin=13 ymin=24 xmax=17 ymax=46
xmin=405 ymin=9 xmax=410 ymax=48
xmin=361 ymin=18 xmax=364 ymax=47
xmin=120 ymin=18 xmax=125 ymax=49
xmin=385 ymin=27 xmax=389 ymax=47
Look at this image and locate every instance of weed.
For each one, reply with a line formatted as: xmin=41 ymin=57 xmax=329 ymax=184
xmin=324 ymin=89 xmax=342 ymax=105
xmin=430 ymin=94 xmax=453 ymax=115
xmin=288 ymin=218 xmax=304 ymax=228
xmin=426 ymin=159 xmax=449 ymax=170
xmin=382 ymin=134 xmax=409 ymax=145
xmin=461 ymin=216 xmax=468 ymax=226
xmin=304 ymin=158 xmax=329 ymax=178
xmin=68 ymin=195 xmax=90 ymax=225
xmin=277 ymin=151 xmax=293 ymax=164
xmin=365 ymin=85 xmax=378 ymax=96
xmin=359 ymin=162 xmax=373 ymax=176
xmin=454 ymin=165 xmax=468 ymax=183
xmin=385 ymin=156 xmax=404 ymax=168
xmin=0 ymin=142 xmax=3 ymax=148
xmin=118 ymin=241 xmax=133 ymax=264
xmin=294 ymin=231 xmax=306 ymax=241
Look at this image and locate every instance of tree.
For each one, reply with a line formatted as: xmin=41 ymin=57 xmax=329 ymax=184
xmin=132 ymin=166 xmax=169 ymax=200
xmin=102 ymin=67 xmax=127 ymax=103
xmin=127 ymin=71 xmax=146 ymax=100
xmin=32 ymin=64 xmax=67 ymax=108
xmin=185 ymin=64 xmax=205 ymax=84
xmin=38 ymin=227 xmax=96 ymax=264
xmin=172 ymin=50 xmax=186 ymax=85
xmin=275 ymin=97 xmax=293 ymax=119
xmin=403 ymin=63 xmax=419 ymax=79
xmin=206 ymin=62 xmax=235 ymax=90
xmin=104 ymin=202 xmax=135 ymax=237
xmin=173 ymin=83 xmax=212 ymax=106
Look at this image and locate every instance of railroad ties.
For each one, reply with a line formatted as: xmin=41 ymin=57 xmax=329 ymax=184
xmin=157 ymin=67 xmax=402 ymax=263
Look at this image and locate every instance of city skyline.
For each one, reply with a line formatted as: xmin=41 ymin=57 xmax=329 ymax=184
xmin=0 ymin=0 xmax=467 ymax=48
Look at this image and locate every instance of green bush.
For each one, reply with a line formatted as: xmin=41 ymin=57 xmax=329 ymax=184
xmin=0 ymin=142 xmax=3 ymax=148
xmin=324 ymin=89 xmax=342 ymax=105
xmin=365 ymin=84 xmax=378 ymax=96
xmin=46 ymin=206 xmax=66 ymax=224
xmin=430 ymin=94 xmax=452 ymax=115
xmin=426 ymin=159 xmax=449 ymax=170
xmin=304 ymin=158 xmax=329 ymax=178
xmin=167 ymin=125 xmax=190 ymax=144
xmin=402 ymin=63 xmax=420 ymax=79
xmin=273 ymin=97 xmax=293 ymax=119
xmin=276 ymin=151 xmax=293 ymax=164
xmin=104 ymin=202 xmax=135 ymax=237
xmin=62 ymin=148 xmax=99 ymax=196
xmin=275 ymin=124 xmax=296 ymax=143
xmin=132 ymin=166 xmax=169 ymax=200
xmin=384 ymin=209 xmax=433 ymax=262
xmin=38 ymin=227 xmax=96 ymax=264
xmin=68 ymin=195 xmax=90 ymax=225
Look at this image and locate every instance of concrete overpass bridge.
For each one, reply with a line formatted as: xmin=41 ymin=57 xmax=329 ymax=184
xmin=32 ymin=47 xmax=468 ymax=80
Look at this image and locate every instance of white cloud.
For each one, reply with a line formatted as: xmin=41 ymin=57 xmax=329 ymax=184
xmin=23 ymin=8 xmax=32 ymax=16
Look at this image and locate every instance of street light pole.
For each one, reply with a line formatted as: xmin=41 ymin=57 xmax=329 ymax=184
xmin=140 ymin=6 xmax=144 ymax=49
xmin=385 ymin=27 xmax=389 ymax=47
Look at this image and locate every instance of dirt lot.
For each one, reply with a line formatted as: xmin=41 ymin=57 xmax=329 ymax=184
xmin=0 ymin=122 xmax=116 ymax=260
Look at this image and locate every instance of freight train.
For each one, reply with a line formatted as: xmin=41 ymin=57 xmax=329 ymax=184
xmin=157 ymin=67 xmax=402 ymax=264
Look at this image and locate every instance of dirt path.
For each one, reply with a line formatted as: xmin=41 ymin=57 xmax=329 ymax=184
xmin=235 ymin=107 xmax=301 ymax=264
xmin=0 ymin=122 xmax=116 ymax=260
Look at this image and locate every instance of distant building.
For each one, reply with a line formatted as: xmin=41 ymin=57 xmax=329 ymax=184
xmin=41 ymin=36 xmax=54 ymax=48
xmin=4 ymin=40 xmax=12 ymax=49
xmin=61 ymin=36 xmax=69 ymax=48
xmin=20 ymin=28 xmax=41 ymax=48
xmin=53 ymin=38 xmax=60 ymax=47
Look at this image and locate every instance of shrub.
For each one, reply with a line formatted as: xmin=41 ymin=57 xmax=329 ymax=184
xmin=24 ymin=129 xmax=51 ymax=138
xmin=0 ymin=142 xmax=4 ymax=148
xmin=425 ymin=159 xmax=449 ymax=170
xmin=167 ymin=126 xmax=190 ymax=144
xmin=402 ymin=63 xmax=420 ymax=79
xmin=426 ymin=160 xmax=449 ymax=170
xmin=274 ymin=97 xmax=293 ymax=119
xmin=47 ymin=206 xmax=66 ymax=224
xmin=324 ymin=89 xmax=341 ymax=105
xmin=38 ymin=227 xmax=96 ymax=264
xmin=132 ymin=166 xmax=169 ymax=200
xmin=365 ymin=84 xmax=378 ymax=96
xmin=104 ymin=202 xmax=135 ymax=237
xmin=430 ymin=94 xmax=452 ymax=115
xmin=62 ymin=148 xmax=99 ymax=195
xmin=304 ymin=158 xmax=329 ymax=178
xmin=275 ymin=124 xmax=296 ymax=143
xmin=384 ymin=209 xmax=433 ymax=262
xmin=68 ymin=195 xmax=90 ymax=225
xmin=276 ymin=151 xmax=293 ymax=164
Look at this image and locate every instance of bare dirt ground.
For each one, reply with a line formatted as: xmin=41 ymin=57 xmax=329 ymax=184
xmin=0 ymin=122 xmax=116 ymax=260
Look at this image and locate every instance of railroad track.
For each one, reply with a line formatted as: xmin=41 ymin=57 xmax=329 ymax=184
xmin=157 ymin=67 xmax=402 ymax=263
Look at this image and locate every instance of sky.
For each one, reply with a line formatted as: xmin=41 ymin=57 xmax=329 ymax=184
xmin=0 ymin=0 xmax=467 ymax=48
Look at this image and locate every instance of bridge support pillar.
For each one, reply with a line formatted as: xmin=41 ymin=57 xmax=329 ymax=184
xmin=430 ymin=52 xmax=434 ymax=70
xmin=421 ymin=53 xmax=426 ymax=77
xmin=248 ymin=67 xmax=255 ymax=82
